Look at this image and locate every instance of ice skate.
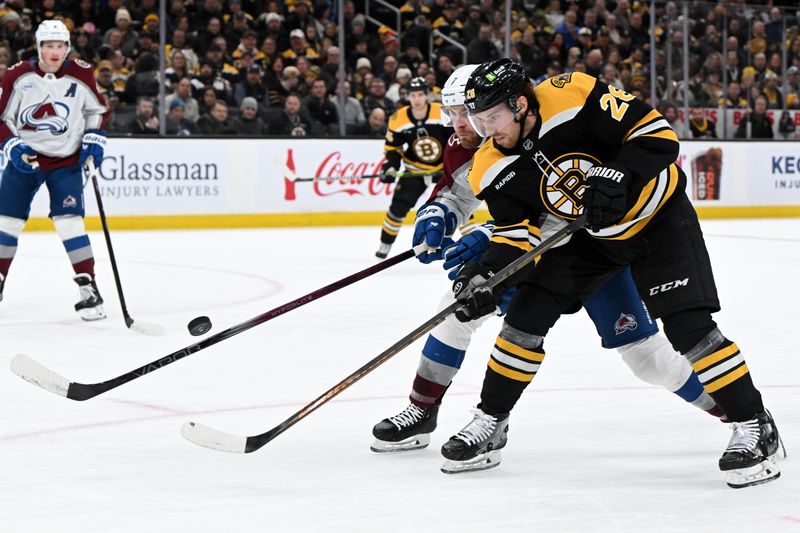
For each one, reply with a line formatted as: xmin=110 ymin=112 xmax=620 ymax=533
xmin=375 ymin=242 xmax=392 ymax=259
xmin=371 ymin=404 xmax=438 ymax=452
xmin=719 ymin=410 xmax=785 ymax=488
xmin=0 ymin=272 xmax=5 ymax=302
xmin=440 ymin=406 xmax=508 ymax=474
xmin=73 ymin=274 xmax=106 ymax=321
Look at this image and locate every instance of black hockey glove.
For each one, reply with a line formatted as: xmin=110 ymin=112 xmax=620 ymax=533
xmin=379 ymin=164 xmax=398 ymax=184
xmin=583 ymin=163 xmax=630 ymax=232
xmin=452 ymin=263 xmax=502 ymax=323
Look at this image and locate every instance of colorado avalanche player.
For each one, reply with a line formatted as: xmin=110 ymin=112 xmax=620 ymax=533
xmin=0 ymin=20 xmax=109 ymax=320
xmin=371 ymin=65 xmax=724 ymax=463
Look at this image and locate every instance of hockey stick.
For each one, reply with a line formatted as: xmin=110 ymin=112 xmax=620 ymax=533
xmin=10 ymin=244 xmax=430 ymax=401
xmin=284 ymin=167 xmax=443 ymax=183
xmin=181 ymin=215 xmax=587 ymax=453
xmin=86 ymin=158 xmax=164 ymax=337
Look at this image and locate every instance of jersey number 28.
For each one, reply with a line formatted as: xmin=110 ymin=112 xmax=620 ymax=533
xmin=599 ymin=85 xmax=635 ymax=122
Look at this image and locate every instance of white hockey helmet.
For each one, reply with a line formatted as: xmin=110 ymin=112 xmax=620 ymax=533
xmin=440 ymin=64 xmax=479 ymax=126
xmin=36 ymin=20 xmax=71 ymax=61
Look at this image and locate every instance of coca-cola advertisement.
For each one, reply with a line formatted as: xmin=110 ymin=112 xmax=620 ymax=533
xmin=282 ymin=147 xmax=392 ymax=202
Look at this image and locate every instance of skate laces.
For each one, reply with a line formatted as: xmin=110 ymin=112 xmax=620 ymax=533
xmin=455 ymin=408 xmax=497 ymax=446
xmin=78 ymin=283 xmax=97 ymax=301
xmin=389 ymin=404 xmax=426 ymax=429
xmin=726 ymin=419 xmax=760 ymax=454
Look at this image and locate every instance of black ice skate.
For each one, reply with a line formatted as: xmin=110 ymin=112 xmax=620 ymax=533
xmin=0 ymin=272 xmax=5 ymax=302
xmin=440 ymin=406 xmax=509 ymax=474
xmin=375 ymin=242 xmax=392 ymax=259
xmin=719 ymin=410 xmax=786 ymax=488
xmin=371 ymin=404 xmax=438 ymax=452
xmin=73 ymin=274 xmax=106 ymax=321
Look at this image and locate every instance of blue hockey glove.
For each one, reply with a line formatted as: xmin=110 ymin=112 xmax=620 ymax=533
xmin=443 ymin=223 xmax=493 ymax=279
xmin=416 ymin=237 xmax=455 ymax=264
xmin=412 ymin=202 xmax=457 ymax=261
xmin=583 ymin=163 xmax=630 ymax=232
xmin=80 ymin=129 xmax=107 ymax=166
xmin=3 ymin=136 xmax=39 ymax=173
xmin=452 ymin=262 xmax=501 ymax=322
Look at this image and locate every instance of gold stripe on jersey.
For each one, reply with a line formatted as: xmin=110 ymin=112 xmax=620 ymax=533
xmin=491 ymin=221 xmax=538 ymax=251
xmin=590 ymin=164 xmax=679 ymax=240
xmin=535 ymin=72 xmax=596 ymax=137
xmin=467 ymin=142 xmax=520 ymax=196
xmin=638 ymin=128 xmax=680 ymax=143
xmin=623 ymin=109 xmax=663 ymax=141
xmin=402 ymin=159 xmax=443 ymax=172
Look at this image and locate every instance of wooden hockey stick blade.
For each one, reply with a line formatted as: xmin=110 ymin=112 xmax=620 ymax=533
xmin=10 ymin=354 xmax=70 ymax=398
xmin=9 ymin=247 xmax=419 ymax=401
xmin=180 ymin=215 xmax=587 ymax=454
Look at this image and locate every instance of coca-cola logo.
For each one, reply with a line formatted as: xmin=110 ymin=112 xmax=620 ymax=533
xmin=283 ymin=149 xmax=394 ymax=201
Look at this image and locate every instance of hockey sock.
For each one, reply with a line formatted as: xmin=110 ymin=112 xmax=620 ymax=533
xmin=410 ymin=334 xmax=467 ymax=408
xmin=53 ymin=215 xmax=96 ymax=277
xmin=480 ymin=322 xmax=545 ymax=415
xmin=380 ymin=211 xmax=403 ymax=244
xmin=683 ymin=327 xmax=764 ymax=422
xmin=0 ymin=215 xmax=25 ymax=278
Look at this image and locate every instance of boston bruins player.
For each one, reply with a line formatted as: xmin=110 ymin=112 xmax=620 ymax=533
xmin=442 ymin=59 xmax=783 ymax=488
xmin=375 ymin=77 xmax=451 ymax=258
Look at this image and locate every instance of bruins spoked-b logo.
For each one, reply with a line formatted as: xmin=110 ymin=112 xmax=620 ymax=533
xmin=411 ymin=136 xmax=443 ymax=163
xmin=536 ymin=152 xmax=601 ymax=219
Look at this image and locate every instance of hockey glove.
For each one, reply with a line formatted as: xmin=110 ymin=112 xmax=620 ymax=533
xmin=452 ymin=263 xmax=501 ymax=322
xmin=417 ymin=237 xmax=456 ymax=264
xmin=379 ymin=165 xmax=397 ymax=184
xmin=413 ymin=202 xmax=458 ymax=261
xmin=583 ymin=163 xmax=630 ymax=232
xmin=3 ymin=136 xmax=39 ymax=173
xmin=443 ymin=223 xmax=493 ymax=279
xmin=80 ymin=129 xmax=107 ymax=166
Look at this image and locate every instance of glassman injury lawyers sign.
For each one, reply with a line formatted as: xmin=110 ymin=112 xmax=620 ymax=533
xmin=20 ymin=138 xmax=800 ymax=219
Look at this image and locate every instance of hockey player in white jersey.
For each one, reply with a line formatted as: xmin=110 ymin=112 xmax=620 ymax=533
xmin=0 ymin=20 xmax=109 ymax=320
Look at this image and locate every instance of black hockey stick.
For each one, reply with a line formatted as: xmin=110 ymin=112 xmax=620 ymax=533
xmin=86 ymin=158 xmax=164 ymax=336
xmin=10 ymin=244 xmax=430 ymax=401
xmin=181 ymin=215 xmax=587 ymax=453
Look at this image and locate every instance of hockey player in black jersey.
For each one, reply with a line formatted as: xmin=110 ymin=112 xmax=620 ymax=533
xmin=442 ymin=59 xmax=783 ymax=488
xmin=375 ymin=77 xmax=452 ymax=259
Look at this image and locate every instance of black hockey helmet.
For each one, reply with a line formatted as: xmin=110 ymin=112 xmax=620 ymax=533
xmin=464 ymin=58 xmax=536 ymax=115
xmin=405 ymin=76 xmax=428 ymax=94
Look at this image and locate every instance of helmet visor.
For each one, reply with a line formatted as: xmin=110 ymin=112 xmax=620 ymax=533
xmin=467 ymin=102 xmax=516 ymax=138
xmin=441 ymin=105 xmax=469 ymax=127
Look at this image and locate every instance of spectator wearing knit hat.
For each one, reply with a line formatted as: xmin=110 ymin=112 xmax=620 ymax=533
xmin=258 ymin=12 xmax=289 ymax=53
xmin=166 ymin=98 xmax=199 ymax=136
xmin=386 ymin=67 xmax=412 ymax=104
xmin=232 ymin=97 xmax=267 ymax=135
xmin=1 ymin=11 xmax=33 ymax=59
xmin=103 ymin=7 xmax=138 ymax=57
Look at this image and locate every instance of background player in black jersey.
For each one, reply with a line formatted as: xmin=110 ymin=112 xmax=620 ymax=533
xmin=442 ymin=59 xmax=783 ymax=488
xmin=375 ymin=77 xmax=451 ymax=258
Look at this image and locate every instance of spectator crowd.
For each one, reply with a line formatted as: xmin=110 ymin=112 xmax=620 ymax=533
xmin=0 ymin=0 xmax=797 ymax=139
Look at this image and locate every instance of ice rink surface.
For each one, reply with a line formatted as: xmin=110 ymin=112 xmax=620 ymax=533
xmin=1 ymin=219 xmax=798 ymax=532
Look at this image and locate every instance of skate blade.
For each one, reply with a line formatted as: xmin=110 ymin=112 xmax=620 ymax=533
xmin=440 ymin=450 xmax=502 ymax=474
xmin=370 ymin=434 xmax=430 ymax=453
xmin=725 ymin=457 xmax=781 ymax=488
xmin=78 ymin=305 xmax=107 ymax=321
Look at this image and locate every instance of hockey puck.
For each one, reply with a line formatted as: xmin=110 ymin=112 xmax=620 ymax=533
xmin=188 ymin=316 xmax=212 ymax=336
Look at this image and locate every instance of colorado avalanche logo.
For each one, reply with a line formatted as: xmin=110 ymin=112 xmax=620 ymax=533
xmin=614 ymin=313 xmax=638 ymax=335
xmin=19 ymin=96 xmax=70 ymax=135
